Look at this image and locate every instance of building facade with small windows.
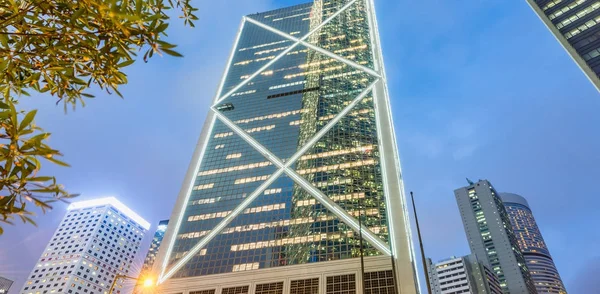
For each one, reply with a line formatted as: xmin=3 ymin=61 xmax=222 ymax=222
xmin=19 ymin=197 xmax=150 ymax=294
xmin=426 ymin=254 xmax=502 ymax=294
xmin=526 ymin=0 xmax=600 ymax=91
xmin=151 ymin=0 xmax=419 ymax=293
xmin=455 ymin=180 xmax=537 ymax=294
xmin=501 ymin=193 xmax=567 ymax=294
xmin=0 ymin=276 xmax=14 ymax=294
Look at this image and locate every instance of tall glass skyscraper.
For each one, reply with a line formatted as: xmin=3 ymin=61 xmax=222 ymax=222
xmin=526 ymin=0 xmax=600 ymax=91
xmin=501 ymin=193 xmax=567 ymax=294
xmin=455 ymin=180 xmax=537 ymax=294
xmin=153 ymin=1 xmax=418 ymax=294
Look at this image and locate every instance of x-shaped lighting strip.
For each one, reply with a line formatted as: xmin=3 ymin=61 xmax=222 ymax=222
xmin=159 ymin=0 xmax=389 ymax=283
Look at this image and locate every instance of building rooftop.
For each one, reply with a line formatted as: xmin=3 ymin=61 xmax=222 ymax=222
xmin=68 ymin=197 xmax=151 ymax=230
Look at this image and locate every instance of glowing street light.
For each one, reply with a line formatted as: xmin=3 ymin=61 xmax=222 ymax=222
xmin=108 ymin=274 xmax=155 ymax=294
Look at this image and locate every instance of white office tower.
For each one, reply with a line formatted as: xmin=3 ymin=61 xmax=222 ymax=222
xmin=426 ymin=255 xmax=502 ymax=294
xmin=20 ymin=197 xmax=150 ymax=294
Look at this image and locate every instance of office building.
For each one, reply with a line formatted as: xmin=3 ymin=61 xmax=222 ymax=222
xmin=426 ymin=254 xmax=502 ymax=294
xmin=141 ymin=220 xmax=169 ymax=272
xmin=501 ymin=193 xmax=567 ymax=293
xmin=20 ymin=197 xmax=150 ymax=294
xmin=152 ymin=1 xmax=419 ymax=294
xmin=0 ymin=276 xmax=13 ymax=294
xmin=455 ymin=180 xmax=537 ymax=293
xmin=526 ymin=0 xmax=600 ymax=91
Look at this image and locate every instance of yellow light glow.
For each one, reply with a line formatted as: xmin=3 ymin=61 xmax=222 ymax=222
xmin=143 ymin=278 xmax=154 ymax=288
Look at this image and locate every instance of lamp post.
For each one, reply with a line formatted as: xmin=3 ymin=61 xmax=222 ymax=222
xmin=108 ymin=274 xmax=155 ymax=294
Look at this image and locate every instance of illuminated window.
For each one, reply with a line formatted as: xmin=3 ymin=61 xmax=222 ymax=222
xmin=264 ymin=188 xmax=282 ymax=195
xmin=245 ymin=125 xmax=275 ymax=134
xmin=232 ymin=262 xmax=260 ymax=272
xmin=238 ymin=40 xmax=289 ymax=52
xmin=214 ymin=132 xmax=233 ymax=139
xmin=269 ymin=80 xmax=307 ymax=90
xmin=556 ymin=2 xmax=600 ymax=29
xmin=198 ymin=161 xmax=272 ymax=176
xmin=231 ymin=90 xmax=256 ymax=97
xmin=565 ymin=15 xmax=600 ymax=39
xmin=297 ymin=159 xmax=376 ymax=175
xmin=192 ymin=183 xmax=214 ymax=191
xmin=255 ymin=46 xmax=288 ymax=56
xmin=187 ymin=204 xmax=285 ymax=222
xmin=215 ymin=144 xmax=225 ymax=149
xmin=284 ymin=65 xmax=345 ymax=79
xmin=548 ymin=0 xmax=584 ymax=19
xmin=226 ymin=153 xmax=242 ymax=159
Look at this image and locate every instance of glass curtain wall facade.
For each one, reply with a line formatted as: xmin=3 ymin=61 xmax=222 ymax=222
xmin=500 ymin=193 xmax=567 ymax=294
xmin=142 ymin=220 xmax=170 ymax=272
xmin=526 ymin=0 xmax=600 ymax=91
xmin=153 ymin=0 xmax=417 ymax=292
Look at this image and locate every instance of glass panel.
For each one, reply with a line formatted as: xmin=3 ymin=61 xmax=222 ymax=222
xmin=168 ymin=120 xmax=279 ymax=274
xmin=220 ymin=20 xmax=297 ymax=97
xmin=216 ymin=42 xmax=377 ymax=160
xmin=304 ymin=0 xmax=375 ymax=70
xmin=246 ymin=2 xmax=314 ymax=36
xmin=292 ymin=90 xmax=389 ymax=256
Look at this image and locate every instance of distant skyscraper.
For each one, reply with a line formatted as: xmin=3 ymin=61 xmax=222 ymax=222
xmin=455 ymin=180 xmax=537 ymax=294
xmin=141 ymin=220 xmax=169 ymax=272
xmin=20 ymin=198 xmax=150 ymax=294
xmin=501 ymin=193 xmax=567 ymax=294
xmin=426 ymin=254 xmax=502 ymax=294
xmin=526 ymin=0 xmax=600 ymax=91
xmin=152 ymin=1 xmax=419 ymax=293
xmin=0 ymin=276 xmax=13 ymax=294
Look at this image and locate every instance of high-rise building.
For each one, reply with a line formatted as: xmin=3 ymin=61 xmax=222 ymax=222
xmin=141 ymin=220 xmax=169 ymax=272
xmin=152 ymin=1 xmax=419 ymax=294
xmin=19 ymin=197 xmax=150 ymax=294
xmin=426 ymin=254 xmax=502 ymax=294
xmin=0 ymin=276 xmax=13 ymax=294
xmin=501 ymin=193 xmax=567 ymax=294
xmin=526 ymin=0 xmax=600 ymax=91
xmin=455 ymin=180 xmax=537 ymax=294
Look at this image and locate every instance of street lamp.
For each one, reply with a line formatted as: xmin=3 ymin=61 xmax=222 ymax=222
xmin=107 ymin=274 xmax=155 ymax=294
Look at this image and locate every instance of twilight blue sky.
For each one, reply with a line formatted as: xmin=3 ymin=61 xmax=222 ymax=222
xmin=1 ymin=0 xmax=599 ymax=293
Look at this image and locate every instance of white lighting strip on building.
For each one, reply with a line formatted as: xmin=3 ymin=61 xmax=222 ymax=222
xmin=244 ymin=17 xmax=381 ymax=79
xmin=214 ymin=0 xmax=359 ymax=105
xmin=68 ymin=197 xmax=151 ymax=230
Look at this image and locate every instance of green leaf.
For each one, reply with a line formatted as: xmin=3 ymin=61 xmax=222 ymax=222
xmin=70 ymin=8 xmax=85 ymax=24
xmin=29 ymin=176 xmax=55 ymax=182
xmin=45 ymin=156 xmax=71 ymax=167
xmin=161 ymin=48 xmax=183 ymax=57
xmin=19 ymin=110 xmax=37 ymax=133
xmin=117 ymin=59 xmax=135 ymax=68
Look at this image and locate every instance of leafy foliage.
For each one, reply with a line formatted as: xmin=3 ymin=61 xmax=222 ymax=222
xmin=0 ymin=0 xmax=197 ymax=233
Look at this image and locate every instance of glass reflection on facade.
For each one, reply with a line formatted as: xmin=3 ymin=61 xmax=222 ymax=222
xmin=527 ymin=0 xmax=600 ymax=91
xmin=154 ymin=0 xmax=415 ymax=288
xmin=142 ymin=219 xmax=170 ymax=272
xmin=501 ymin=193 xmax=567 ymax=294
